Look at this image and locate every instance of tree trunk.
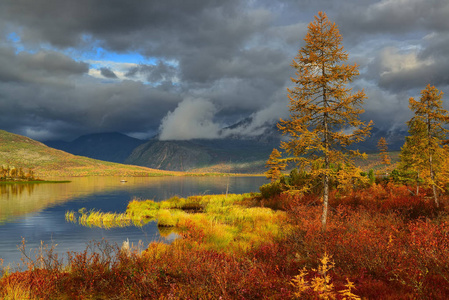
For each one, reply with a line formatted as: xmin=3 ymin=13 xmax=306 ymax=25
xmin=427 ymin=116 xmax=439 ymax=207
xmin=429 ymin=153 xmax=439 ymax=207
xmin=321 ymin=69 xmax=329 ymax=231
xmin=322 ymin=173 xmax=329 ymax=230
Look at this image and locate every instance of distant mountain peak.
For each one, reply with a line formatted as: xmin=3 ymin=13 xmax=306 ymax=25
xmin=44 ymin=132 xmax=146 ymax=163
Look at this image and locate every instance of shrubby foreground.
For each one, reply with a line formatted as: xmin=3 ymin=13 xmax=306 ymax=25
xmin=1 ymin=183 xmax=449 ymax=299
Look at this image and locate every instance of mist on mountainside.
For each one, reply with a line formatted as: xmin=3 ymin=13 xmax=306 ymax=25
xmin=43 ymin=114 xmax=406 ymax=173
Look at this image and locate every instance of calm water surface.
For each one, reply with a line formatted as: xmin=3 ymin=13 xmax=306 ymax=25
xmin=0 ymin=176 xmax=267 ymax=267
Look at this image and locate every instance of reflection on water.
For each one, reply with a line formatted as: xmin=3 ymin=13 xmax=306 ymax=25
xmin=0 ymin=176 xmax=266 ymax=267
xmin=0 ymin=178 xmax=149 ymax=223
xmin=1 ymin=182 xmax=64 ymax=223
xmin=1 ymin=183 xmax=36 ymax=197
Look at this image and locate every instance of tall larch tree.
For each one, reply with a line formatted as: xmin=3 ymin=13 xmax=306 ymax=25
xmin=278 ymin=12 xmax=372 ymax=230
xmin=408 ymin=84 xmax=449 ymax=207
xmin=377 ymin=137 xmax=391 ymax=166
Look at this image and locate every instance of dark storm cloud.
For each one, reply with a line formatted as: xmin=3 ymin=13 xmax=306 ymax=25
xmin=0 ymin=76 xmax=182 ymax=140
xmin=0 ymin=47 xmax=88 ymax=84
xmin=336 ymin=0 xmax=449 ymax=36
xmin=0 ymin=0 xmax=274 ymax=82
xmin=100 ymin=67 xmax=117 ymax=79
xmin=0 ymin=0 xmax=448 ymax=140
xmin=0 ymin=0 xmax=242 ymax=52
xmin=419 ymin=33 xmax=449 ymax=61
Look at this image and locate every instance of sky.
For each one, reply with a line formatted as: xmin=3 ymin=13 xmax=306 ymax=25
xmin=0 ymin=0 xmax=448 ymax=141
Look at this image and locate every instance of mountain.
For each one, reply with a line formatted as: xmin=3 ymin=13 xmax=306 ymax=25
xmin=353 ymin=126 xmax=407 ymax=152
xmin=125 ymin=138 xmax=279 ymax=173
xmin=222 ymin=116 xmax=407 ymax=152
xmin=39 ymin=116 xmax=407 ymax=174
xmin=0 ymin=130 xmax=175 ymax=178
xmin=220 ymin=116 xmax=283 ymax=144
xmin=124 ymin=120 xmax=407 ymax=172
xmin=44 ymin=132 xmax=145 ymax=163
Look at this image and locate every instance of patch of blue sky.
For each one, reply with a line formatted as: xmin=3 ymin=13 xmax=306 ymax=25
xmin=82 ymin=46 xmax=158 ymax=66
xmin=6 ymin=31 xmax=26 ymax=53
xmin=7 ymin=32 xmax=20 ymax=43
xmin=83 ymin=46 xmax=180 ymax=86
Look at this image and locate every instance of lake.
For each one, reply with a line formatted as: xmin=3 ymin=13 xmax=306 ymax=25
xmin=0 ymin=176 xmax=267 ymax=268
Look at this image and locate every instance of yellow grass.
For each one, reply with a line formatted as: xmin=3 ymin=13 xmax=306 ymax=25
xmin=68 ymin=193 xmax=289 ymax=252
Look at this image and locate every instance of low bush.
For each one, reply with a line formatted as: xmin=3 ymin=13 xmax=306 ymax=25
xmin=259 ymin=180 xmax=285 ymax=199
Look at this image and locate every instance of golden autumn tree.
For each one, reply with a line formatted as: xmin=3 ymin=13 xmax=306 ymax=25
xmin=407 ymin=84 xmax=449 ymax=206
xmin=398 ymin=119 xmax=428 ymax=195
xmin=377 ymin=137 xmax=391 ymax=166
xmin=265 ymin=148 xmax=287 ymax=182
xmin=278 ymin=12 xmax=372 ymax=230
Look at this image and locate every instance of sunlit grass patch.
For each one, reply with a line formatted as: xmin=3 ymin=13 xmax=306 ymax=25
xmin=65 ymin=193 xmax=289 ymax=253
xmin=157 ymin=193 xmax=290 ymax=251
xmin=157 ymin=209 xmax=186 ymax=227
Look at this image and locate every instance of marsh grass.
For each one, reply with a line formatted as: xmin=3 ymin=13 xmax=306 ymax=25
xmin=66 ymin=193 xmax=289 ymax=252
xmin=151 ymin=193 xmax=288 ymax=251
xmin=66 ymin=209 xmax=151 ymax=229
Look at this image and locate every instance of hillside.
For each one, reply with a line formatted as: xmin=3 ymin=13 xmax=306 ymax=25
xmin=125 ymin=138 xmax=278 ymax=173
xmin=44 ymin=132 xmax=146 ymax=163
xmin=0 ymin=130 xmax=176 ymax=178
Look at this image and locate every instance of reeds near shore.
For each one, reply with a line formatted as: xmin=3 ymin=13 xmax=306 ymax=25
xmin=65 ymin=208 xmax=152 ymax=229
xmin=66 ymin=193 xmax=288 ymax=251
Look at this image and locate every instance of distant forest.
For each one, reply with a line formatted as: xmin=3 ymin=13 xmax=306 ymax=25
xmin=0 ymin=165 xmax=36 ymax=181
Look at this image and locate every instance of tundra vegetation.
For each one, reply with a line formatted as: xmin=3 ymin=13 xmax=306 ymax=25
xmin=2 ymin=11 xmax=449 ymax=299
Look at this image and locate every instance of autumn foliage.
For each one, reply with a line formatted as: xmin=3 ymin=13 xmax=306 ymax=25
xmin=377 ymin=137 xmax=391 ymax=166
xmin=278 ymin=11 xmax=372 ymax=229
xmin=2 ymin=183 xmax=449 ymax=299
xmin=401 ymin=85 xmax=449 ymax=206
xmin=265 ymin=148 xmax=287 ymax=182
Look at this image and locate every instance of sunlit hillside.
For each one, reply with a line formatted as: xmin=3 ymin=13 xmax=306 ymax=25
xmin=0 ymin=130 xmax=178 ymax=178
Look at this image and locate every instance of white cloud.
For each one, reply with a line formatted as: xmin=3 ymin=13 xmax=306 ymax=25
xmin=158 ymin=98 xmax=221 ymax=140
xmin=222 ymin=100 xmax=288 ymax=137
xmin=378 ymin=47 xmax=433 ymax=76
xmin=87 ymin=60 xmax=144 ymax=81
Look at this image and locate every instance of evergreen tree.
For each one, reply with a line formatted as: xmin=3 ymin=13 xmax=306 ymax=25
xmin=278 ymin=12 xmax=372 ymax=230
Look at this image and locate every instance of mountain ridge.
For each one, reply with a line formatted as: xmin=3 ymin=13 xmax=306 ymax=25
xmin=125 ymin=138 xmax=278 ymax=173
xmin=44 ymin=132 xmax=146 ymax=163
xmin=40 ymin=119 xmax=407 ymax=173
